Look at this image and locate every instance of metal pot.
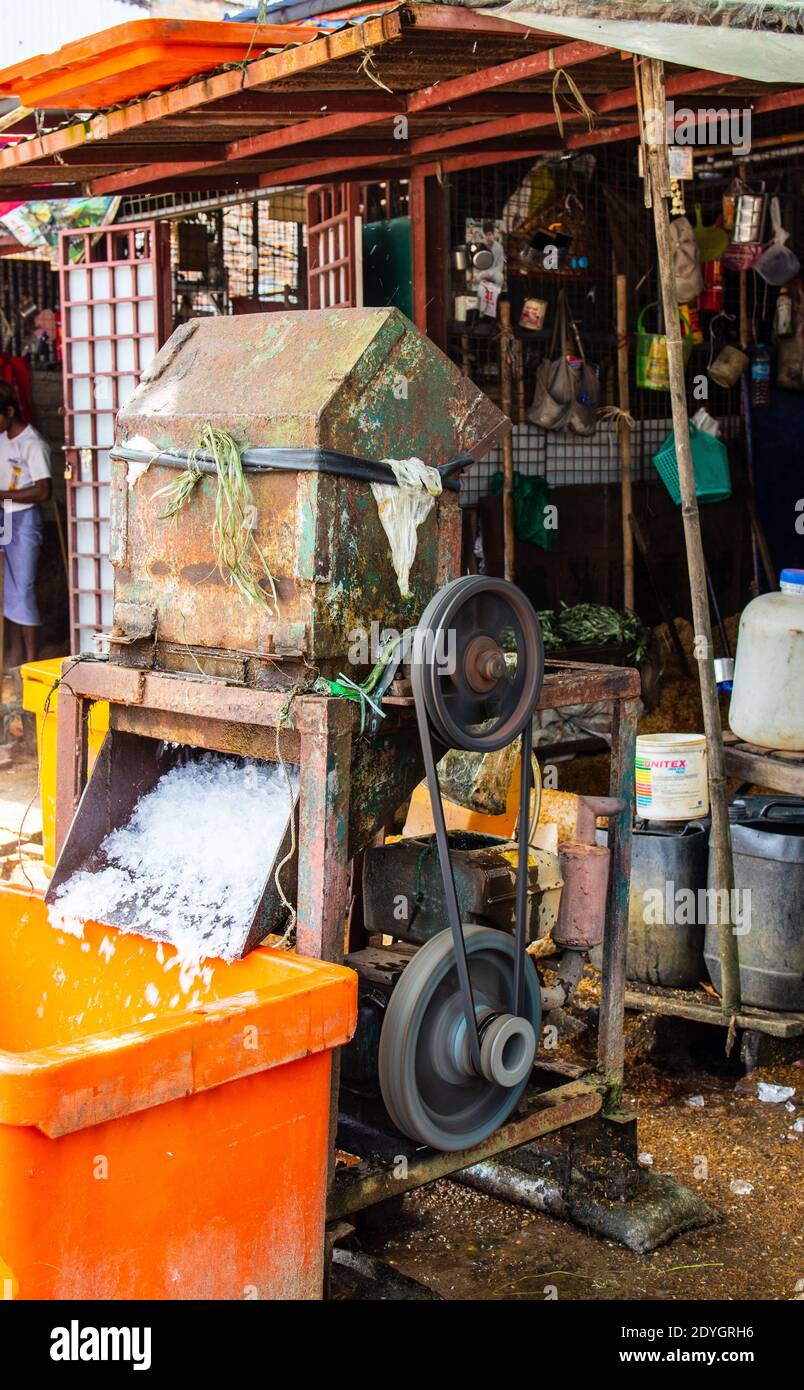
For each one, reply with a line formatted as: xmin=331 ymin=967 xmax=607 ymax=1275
xmin=452 ymin=245 xmax=469 ymax=271
xmin=705 ymin=802 xmax=804 ymax=1010
xmin=472 ymin=247 xmax=494 ymax=271
xmin=732 ymin=192 xmax=767 ymax=245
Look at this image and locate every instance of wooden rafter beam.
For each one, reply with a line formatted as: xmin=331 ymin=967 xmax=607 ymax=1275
xmin=409 ymin=108 xmax=567 ymax=158
xmin=410 ymin=64 xmax=755 ymax=159
xmin=257 ymin=139 xmax=561 ymax=189
xmin=199 ymin=91 xmax=558 ymax=119
xmin=91 ymin=109 xmax=394 ymax=194
xmin=36 ymin=143 xmax=230 ymax=167
xmin=567 ymin=85 xmax=804 ymax=151
xmin=415 ymin=145 xmax=564 ymax=177
xmin=89 ymin=35 xmax=611 ymax=195
xmin=406 ymin=39 xmax=612 ymax=113
xmin=595 ymin=68 xmax=743 ymax=113
xmin=406 ymin=2 xmax=544 ymax=37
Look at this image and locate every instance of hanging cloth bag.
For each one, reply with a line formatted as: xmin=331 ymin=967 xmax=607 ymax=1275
xmin=669 ymin=215 xmax=704 ymax=302
xmin=527 ymin=292 xmax=599 ymax=434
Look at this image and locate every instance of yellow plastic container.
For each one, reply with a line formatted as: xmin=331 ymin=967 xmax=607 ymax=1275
xmin=0 ymin=885 xmax=357 ymax=1300
xmin=20 ymin=658 xmax=109 ymax=875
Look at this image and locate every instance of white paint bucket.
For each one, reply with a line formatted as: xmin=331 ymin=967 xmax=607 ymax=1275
xmin=635 ymin=734 xmax=709 ymax=821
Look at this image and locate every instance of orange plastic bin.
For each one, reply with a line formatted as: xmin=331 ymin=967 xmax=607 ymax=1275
xmin=0 ymin=886 xmax=356 ymax=1300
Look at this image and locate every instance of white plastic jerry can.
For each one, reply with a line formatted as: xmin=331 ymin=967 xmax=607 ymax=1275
xmin=729 ymin=568 xmax=804 ymax=751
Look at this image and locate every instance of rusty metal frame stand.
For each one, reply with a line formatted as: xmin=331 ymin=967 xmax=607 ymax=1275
xmin=331 ymin=659 xmax=642 ymax=1218
xmin=329 ymin=1073 xmax=606 ymax=1222
xmin=623 ymin=983 xmax=804 ymax=1040
xmin=54 ymin=655 xmax=641 ymax=1220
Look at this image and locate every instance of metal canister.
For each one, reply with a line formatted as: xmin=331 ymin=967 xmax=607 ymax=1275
xmin=732 ymin=192 xmax=767 ymax=245
xmin=708 ymin=344 xmax=749 ymax=389
xmin=700 ymin=257 xmax=724 ymax=313
xmin=552 ymin=841 xmax=610 ymax=949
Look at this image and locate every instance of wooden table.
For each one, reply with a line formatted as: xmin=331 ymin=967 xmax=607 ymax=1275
xmin=722 ymin=730 xmax=804 ymax=797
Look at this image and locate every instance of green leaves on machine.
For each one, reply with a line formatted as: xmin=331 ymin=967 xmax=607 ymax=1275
xmin=154 ymin=424 xmax=278 ymax=613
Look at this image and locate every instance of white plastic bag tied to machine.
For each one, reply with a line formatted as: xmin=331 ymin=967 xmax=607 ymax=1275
xmin=123 ymin=434 xmax=160 ymax=489
xmin=372 ymin=457 xmax=443 ymax=599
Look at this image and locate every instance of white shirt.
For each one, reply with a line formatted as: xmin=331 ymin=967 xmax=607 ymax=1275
xmin=0 ymin=424 xmax=51 ymax=512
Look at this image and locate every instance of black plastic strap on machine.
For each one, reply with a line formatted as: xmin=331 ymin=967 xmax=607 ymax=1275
xmin=109 ymin=442 xmax=474 ymax=492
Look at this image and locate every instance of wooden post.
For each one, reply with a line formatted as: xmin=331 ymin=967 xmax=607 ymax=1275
xmin=294 ymin=695 xmax=353 ymax=964
xmin=738 ymin=161 xmax=750 ymax=350
xmin=641 ymin=58 xmax=741 ymax=1017
xmin=293 ymin=694 xmax=354 ymax=1195
xmin=598 ymin=696 xmax=639 ymax=1086
xmin=499 ymin=297 xmax=516 ymax=582
xmin=616 ymin=274 xmax=635 ymax=611
xmin=409 ymin=169 xmax=448 ymax=350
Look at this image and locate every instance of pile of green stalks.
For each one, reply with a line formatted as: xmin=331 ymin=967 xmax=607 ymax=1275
xmin=537 ymin=601 xmax=652 ymax=666
xmin=155 ymin=425 xmax=277 ymax=613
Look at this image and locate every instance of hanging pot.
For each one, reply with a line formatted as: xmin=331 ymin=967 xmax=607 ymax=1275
xmin=708 ymin=344 xmax=749 ymax=389
xmin=472 ymin=248 xmax=494 ymax=272
xmin=732 ymin=192 xmax=767 ymax=245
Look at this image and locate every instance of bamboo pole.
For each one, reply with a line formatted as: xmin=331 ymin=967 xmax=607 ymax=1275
xmin=616 ymin=274 xmax=635 ymax=610
xmin=499 ymin=296 xmax=516 ymax=582
xmin=641 ymin=58 xmax=741 ymax=1017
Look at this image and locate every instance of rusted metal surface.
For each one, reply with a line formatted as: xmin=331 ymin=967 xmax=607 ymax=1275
xmin=347 ymin=728 xmax=425 ymax=857
xmin=295 ymin=695 xmax=354 ymax=965
xmin=110 ymin=703 xmax=299 ymax=764
xmin=113 ymin=308 xmax=503 ymax=678
xmin=553 ymin=841 xmax=610 ymax=951
xmin=64 ymin=658 xmax=294 ymax=728
xmin=328 ymin=1077 xmax=605 ymax=1219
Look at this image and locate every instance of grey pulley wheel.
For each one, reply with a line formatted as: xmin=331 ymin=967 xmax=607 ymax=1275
xmin=378 ymin=925 xmax=541 ymax=1151
xmin=411 ymin=574 xmax=544 ymax=753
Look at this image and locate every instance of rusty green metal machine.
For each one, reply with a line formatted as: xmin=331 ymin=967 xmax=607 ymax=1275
xmin=107 ymin=306 xmax=507 ymax=685
xmin=49 ymin=306 xmax=511 ymax=960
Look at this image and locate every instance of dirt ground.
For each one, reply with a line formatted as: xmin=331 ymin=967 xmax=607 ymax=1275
xmin=349 ymin=996 xmax=803 ymax=1301
xmin=2 ymin=676 xmax=801 ymax=1305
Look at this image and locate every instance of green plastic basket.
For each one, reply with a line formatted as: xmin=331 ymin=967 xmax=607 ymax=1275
xmin=653 ymin=423 xmax=731 ymax=504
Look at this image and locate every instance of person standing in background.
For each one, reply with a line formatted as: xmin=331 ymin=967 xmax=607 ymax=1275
xmin=0 ymin=381 xmax=51 ymax=665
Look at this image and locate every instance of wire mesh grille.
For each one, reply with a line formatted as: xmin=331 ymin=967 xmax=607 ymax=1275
xmin=446 ymin=130 xmax=802 ymax=505
xmin=171 ymin=199 xmax=303 ymax=322
xmin=0 ymin=256 xmax=60 ymax=363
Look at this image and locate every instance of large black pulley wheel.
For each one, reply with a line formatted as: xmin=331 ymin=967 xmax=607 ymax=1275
xmin=411 ymin=575 xmax=544 ymax=752
xmin=378 ymin=925 xmax=542 ymax=1151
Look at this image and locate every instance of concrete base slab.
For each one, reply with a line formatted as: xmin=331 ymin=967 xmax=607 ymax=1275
xmin=455 ymin=1157 xmax=719 ymax=1255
